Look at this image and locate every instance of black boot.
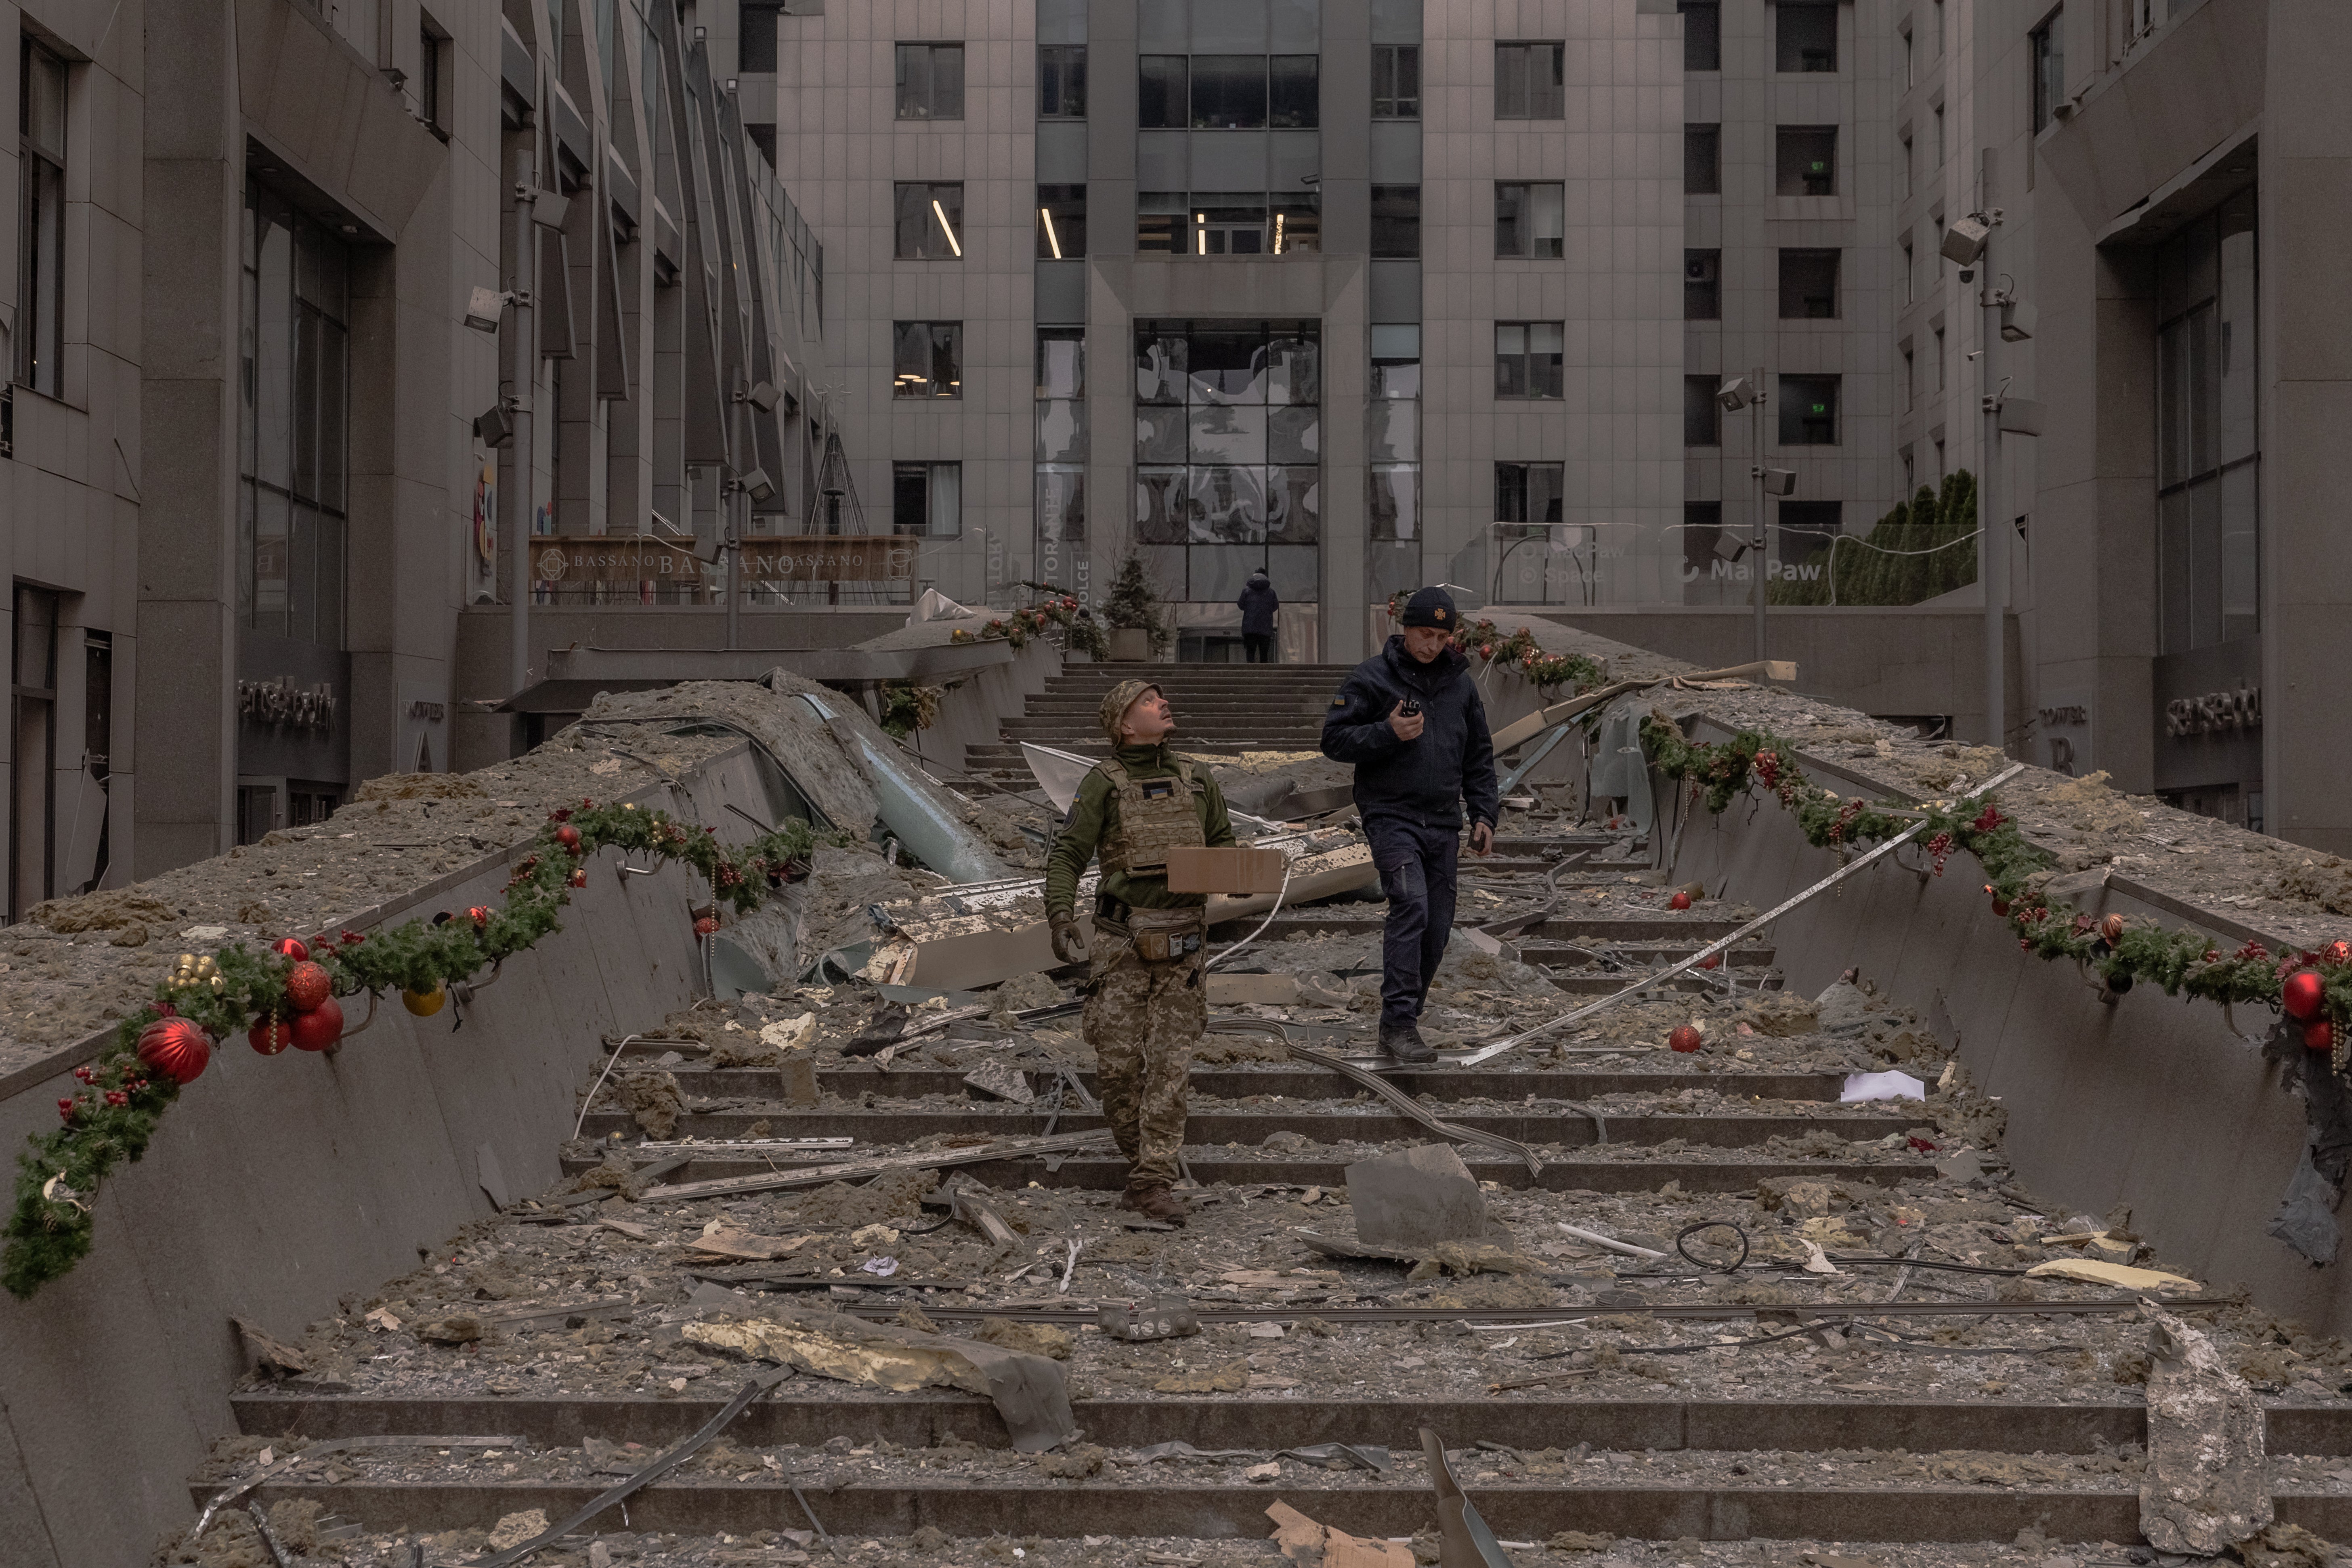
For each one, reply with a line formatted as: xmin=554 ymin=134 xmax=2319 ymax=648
xmin=1378 ymin=1018 xmax=1436 ymax=1064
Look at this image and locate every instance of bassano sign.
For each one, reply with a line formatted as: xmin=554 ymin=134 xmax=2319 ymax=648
xmin=529 ymin=535 xmax=915 ymax=584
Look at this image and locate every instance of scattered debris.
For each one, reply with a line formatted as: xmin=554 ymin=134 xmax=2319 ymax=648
xmin=2140 ymin=1302 xmax=2274 ymax=1555
xmin=1266 ymin=1499 xmax=1413 ymax=1568
xmin=1347 ymin=1143 xmax=1488 ymax=1250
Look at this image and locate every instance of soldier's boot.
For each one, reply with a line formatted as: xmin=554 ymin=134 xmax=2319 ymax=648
xmin=1378 ymin=1018 xmax=1436 ymax=1064
xmin=1118 ymin=1185 xmax=1192 ymax=1222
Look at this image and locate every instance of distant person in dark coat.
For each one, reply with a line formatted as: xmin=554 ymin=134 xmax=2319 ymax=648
xmin=1318 ymin=586 xmax=1499 ymax=1062
xmin=1237 ymin=569 xmax=1278 ymax=663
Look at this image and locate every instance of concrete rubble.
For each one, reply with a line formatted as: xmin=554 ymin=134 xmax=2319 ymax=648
xmin=2140 ymin=1304 xmax=2276 ymax=1554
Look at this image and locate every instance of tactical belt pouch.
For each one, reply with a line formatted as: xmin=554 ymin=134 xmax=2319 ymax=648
xmin=1125 ymin=905 xmax=1205 ymax=963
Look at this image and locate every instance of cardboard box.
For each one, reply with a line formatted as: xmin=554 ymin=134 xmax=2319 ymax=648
xmin=1164 ymin=846 xmax=1289 ymax=894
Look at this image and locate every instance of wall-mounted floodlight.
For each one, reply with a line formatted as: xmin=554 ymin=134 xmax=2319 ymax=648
xmin=473 ymin=402 xmax=514 ymax=447
xmin=1940 ymin=214 xmax=1992 ymax=266
xmin=741 ymin=380 xmax=783 ymax=412
xmin=741 ymin=467 xmax=777 ymax=504
xmin=1760 ymin=467 xmax=1797 ymax=497
xmin=531 ymin=191 xmax=571 ymax=229
xmin=1997 ymin=397 xmax=2045 ymax=437
xmin=2000 ymin=296 xmax=2036 ymax=342
xmin=1716 ymin=374 xmax=1759 ymax=411
xmin=464 ymin=287 xmax=512 ymax=333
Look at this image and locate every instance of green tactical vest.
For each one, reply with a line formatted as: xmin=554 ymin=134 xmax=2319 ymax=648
xmin=1094 ymin=755 xmax=1208 ymax=877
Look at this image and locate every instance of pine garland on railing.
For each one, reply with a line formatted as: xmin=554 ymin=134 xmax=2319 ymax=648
xmin=948 ymin=596 xmax=1108 ymax=658
xmin=3 ymin=801 xmax=832 ymax=1299
xmin=1641 ymin=716 xmax=2352 ymax=1065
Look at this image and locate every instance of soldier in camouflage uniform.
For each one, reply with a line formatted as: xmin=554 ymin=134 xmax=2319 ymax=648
xmin=1044 ymin=678 xmax=1236 ymax=1220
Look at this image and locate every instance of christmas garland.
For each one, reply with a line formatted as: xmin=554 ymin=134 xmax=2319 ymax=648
xmin=877 ymin=682 xmax=943 ymax=740
xmin=948 ymin=596 xmax=1109 ymax=659
xmin=1374 ymin=596 xmax=1608 ymax=694
xmin=3 ymin=801 xmax=831 ymax=1299
xmin=1641 ymin=717 xmax=2352 ymax=1061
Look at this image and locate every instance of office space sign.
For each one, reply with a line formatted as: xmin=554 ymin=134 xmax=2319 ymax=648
xmin=529 ymin=536 xmax=914 ymax=583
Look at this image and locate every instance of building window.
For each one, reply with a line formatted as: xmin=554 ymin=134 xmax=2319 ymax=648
xmin=1041 ymin=44 xmax=1087 ymax=118
xmin=2031 ymin=11 xmax=2064 ymax=132
xmin=740 ymin=1 xmax=780 ymax=73
xmin=1036 ymin=185 xmax=1087 ymax=259
xmin=1269 ymin=55 xmax=1319 ymax=128
xmin=892 ymin=461 xmax=962 ymax=537
xmin=1140 ymin=192 xmax=1318 ymax=255
xmin=1901 ymin=26 xmax=1913 ymax=86
xmin=418 ymin=19 xmax=446 ymax=132
xmin=1133 ymin=319 xmax=1322 ymax=601
xmin=1685 ymin=376 xmax=1721 ymax=446
xmin=1495 ymin=182 xmax=1565 ymax=258
xmin=1903 ymin=347 xmax=1916 ymax=411
xmin=1679 ymin=1 xmax=1721 ymax=71
xmin=17 ymin=40 xmax=64 ymax=397
xmin=1369 ymin=325 xmax=1421 ymax=567
xmin=1494 ymin=41 xmax=1565 ymax=120
xmin=1933 ymin=326 xmax=1946 ymax=388
xmin=1900 ymin=239 xmax=1914 ymax=304
xmin=1494 ymin=462 xmax=1565 ymax=525
xmin=1370 ymin=186 xmax=1420 ymax=259
xmin=1036 ymin=329 xmax=1086 ymax=589
xmin=2157 ymin=190 xmax=2260 ymax=652
xmin=1776 ymin=126 xmax=1838 ymax=195
xmin=1776 ymin=3 xmax=1837 ymax=71
xmin=1778 ymin=374 xmax=1840 ymax=445
xmin=1933 ymin=106 xmax=1945 ymax=168
xmin=1901 ymin=136 xmax=1913 ymax=198
xmin=9 ymin=583 xmax=55 ymax=918
xmin=892 ymin=321 xmax=961 ymax=399
xmin=239 ymin=182 xmax=349 ymax=649
xmin=1372 ymin=44 xmax=1420 ymax=118
xmin=1776 ymin=500 xmax=1844 ymax=580
xmin=1192 ymin=55 xmax=1267 ymax=128
xmin=1494 ymin=322 xmax=1564 ymax=400
xmin=1139 ymin=55 xmax=1188 ymax=128
xmin=894 ymin=182 xmax=964 ymax=260
xmin=895 ymin=42 xmax=965 ymax=121
xmin=1684 ymin=250 xmax=1721 ymax=319
xmin=1778 ymin=249 xmax=1840 ymax=318
xmin=1684 ymin=126 xmax=1721 ymax=195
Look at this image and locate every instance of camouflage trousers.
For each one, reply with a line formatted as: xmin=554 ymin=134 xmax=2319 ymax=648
xmin=1083 ymin=919 xmax=1205 ymax=1192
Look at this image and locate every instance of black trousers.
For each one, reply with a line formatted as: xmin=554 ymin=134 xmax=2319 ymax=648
xmin=1241 ymin=632 xmax=1273 ymax=662
xmin=1364 ymin=815 xmax=1458 ymax=1027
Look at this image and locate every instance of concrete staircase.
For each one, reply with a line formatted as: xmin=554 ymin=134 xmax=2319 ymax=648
xmin=966 ymin=662 xmax=1359 ymax=788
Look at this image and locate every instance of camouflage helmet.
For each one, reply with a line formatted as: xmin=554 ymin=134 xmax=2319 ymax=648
xmin=1098 ymin=679 xmax=1164 ymax=745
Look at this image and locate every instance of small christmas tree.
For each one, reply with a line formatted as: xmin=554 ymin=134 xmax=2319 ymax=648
xmin=1102 ymin=552 xmax=1172 ymax=654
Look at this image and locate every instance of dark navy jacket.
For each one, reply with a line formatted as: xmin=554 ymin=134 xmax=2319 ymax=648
xmin=1237 ymin=573 xmax=1279 ymax=636
xmin=1320 ymin=637 xmax=1500 ymax=829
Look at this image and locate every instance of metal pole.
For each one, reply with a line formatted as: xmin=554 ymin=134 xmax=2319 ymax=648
xmin=1981 ymin=245 xmax=2005 ymax=756
xmin=1751 ymin=365 xmax=1767 ymax=665
xmin=724 ymin=485 xmax=742 ymax=651
xmin=509 ymin=149 xmax=537 ymax=707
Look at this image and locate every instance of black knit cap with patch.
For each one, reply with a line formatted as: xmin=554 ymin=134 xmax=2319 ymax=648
xmin=1399 ymin=585 xmax=1457 ymax=628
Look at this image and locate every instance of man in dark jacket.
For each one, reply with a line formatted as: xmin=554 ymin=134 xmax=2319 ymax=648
xmin=1237 ymin=569 xmax=1278 ymax=662
xmin=1319 ymin=586 xmax=1499 ymax=1062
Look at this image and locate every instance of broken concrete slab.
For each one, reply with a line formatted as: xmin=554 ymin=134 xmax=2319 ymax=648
xmin=2140 ymin=1302 xmax=2274 ymax=1555
xmin=1347 ymin=1144 xmax=1488 ymax=1251
xmin=961 ymin=1059 xmax=1036 ymax=1104
xmin=1267 ymin=1499 xmax=1414 ymax=1568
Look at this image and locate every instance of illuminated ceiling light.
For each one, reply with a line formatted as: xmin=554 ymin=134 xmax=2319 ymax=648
xmin=1039 ymin=206 xmax=1062 ymax=259
xmin=931 ymin=199 xmax=961 ymax=256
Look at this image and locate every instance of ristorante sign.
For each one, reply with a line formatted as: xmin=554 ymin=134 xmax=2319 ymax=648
xmin=529 ymin=535 xmax=915 ymax=584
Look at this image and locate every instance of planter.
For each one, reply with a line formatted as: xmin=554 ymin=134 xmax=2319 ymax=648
xmin=1108 ymin=627 xmax=1153 ymax=661
xmin=1064 ymin=649 xmax=1094 ymax=664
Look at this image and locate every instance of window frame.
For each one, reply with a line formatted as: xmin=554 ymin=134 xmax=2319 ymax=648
xmin=892 ymin=460 xmax=963 ymax=537
xmin=1495 ymin=181 xmax=1566 ymax=259
xmin=1777 ymin=374 xmax=1842 ymax=446
xmin=1040 ymin=43 xmax=1088 ymax=119
xmin=1774 ymin=2 xmax=1839 ymax=73
xmin=1370 ymin=185 xmax=1421 ymax=260
xmin=1493 ymin=40 xmax=1567 ymax=120
xmin=1684 ymin=125 xmax=1721 ymax=196
xmin=1678 ymin=1 xmax=1722 ymax=71
xmin=893 ymin=181 xmax=966 ymax=261
xmin=1684 ymin=249 xmax=1722 ymax=321
xmin=1036 ymin=184 xmax=1087 ymax=260
xmin=1493 ymin=321 xmax=1565 ymax=401
xmin=1139 ymin=55 xmax=1188 ymax=129
xmin=2030 ymin=10 xmax=2064 ymax=133
xmin=16 ymin=38 xmax=65 ymax=398
xmin=1372 ymin=43 xmax=1421 ymax=118
xmin=1684 ymin=375 xmax=1723 ymax=447
xmin=1777 ymin=248 xmax=1842 ymax=319
xmin=894 ymin=41 xmax=966 ymax=122
xmin=1775 ymin=125 xmax=1840 ymax=196
xmin=1493 ymin=460 xmax=1566 ymax=525
xmin=891 ymin=320 xmax=963 ymax=400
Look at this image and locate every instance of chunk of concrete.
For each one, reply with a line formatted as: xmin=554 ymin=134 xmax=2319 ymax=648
xmin=2140 ymin=1303 xmax=2274 ymax=1555
xmin=780 ymin=1054 xmax=819 ymax=1108
xmin=1346 ymin=1144 xmax=1486 ymax=1251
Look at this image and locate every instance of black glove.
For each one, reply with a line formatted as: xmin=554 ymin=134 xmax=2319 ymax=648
xmin=1049 ymin=913 xmax=1087 ymax=965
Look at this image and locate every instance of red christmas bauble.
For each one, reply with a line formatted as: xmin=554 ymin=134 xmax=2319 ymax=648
xmin=1697 ymin=952 xmax=1722 ymax=971
xmin=694 ymin=916 xmax=721 ymax=936
xmin=248 ymin=1016 xmax=294 ymax=1055
xmin=556 ymin=824 xmax=583 ymax=853
xmin=2284 ymin=970 xmax=2326 ymax=1021
xmin=1668 ymin=1024 xmax=1704 ymax=1053
xmin=1991 ymin=897 xmax=2010 ymax=917
xmin=137 ymin=1017 xmax=212 ymax=1085
xmin=2329 ymin=941 xmax=2352 ymax=966
xmin=1667 ymin=892 xmax=1692 ymax=911
xmin=285 ymin=961 xmax=333 ymax=1012
xmin=468 ymin=905 xmax=491 ymax=927
xmin=271 ymin=937 xmax=309 ymax=961
xmin=290 ymin=997 xmax=344 ymax=1052
xmin=2307 ymin=1018 xmax=2336 ymax=1053
xmin=2100 ymin=913 xmax=2126 ymax=945
xmin=569 ymin=868 xmax=588 ymax=888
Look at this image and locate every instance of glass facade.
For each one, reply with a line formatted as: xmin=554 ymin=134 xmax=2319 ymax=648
xmin=238 ymin=180 xmax=349 ymax=650
xmin=1367 ymin=324 xmax=1422 ymax=603
xmin=2157 ymin=189 xmax=2260 ymax=653
xmin=1036 ymin=329 xmax=1086 ymax=589
xmin=1134 ymin=320 xmax=1320 ymax=603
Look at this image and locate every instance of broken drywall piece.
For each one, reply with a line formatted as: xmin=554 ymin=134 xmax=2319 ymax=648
xmin=1420 ymin=1427 xmax=1518 ymax=1567
xmin=1840 ymin=1069 xmax=1926 ymax=1103
xmin=2024 ymin=1259 xmax=2199 ymax=1291
xmin=961 ymin=1059 xmax=1036 ymax=1104
xmin=1347 ymin=1144 xmax=1488 ymax=1251
xmin=682 ymin=1305 xmax=1075 ymax=1452
xmin=1933 ymin=1148 xmax=1986 ymax=1184
xmin=1265 ymin=1500 xmax=1414 ymax=1568
xmin=2140 ymin=1302 xmax=2274 ymax=1555
xmin=760 ymin=1013 xmax=818 ymax=1052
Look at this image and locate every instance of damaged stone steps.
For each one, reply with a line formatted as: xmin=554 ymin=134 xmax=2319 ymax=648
xmin=555 ymin=1152 xmax=1932 ymax=1192
xmin=185 ymin=1473 xmax=2352 ymax=1546
xmin=630 ymin=1066 xmax=1859 ymax=1101
xmin=231 ymin=1390 xmax=2325 ymax=1457
xmin=575 ymin=1108 xmax=1920 ymax=1149
xmin=1236 ymin=913 xmax=1751 ymax=942
xmin=1514 ymin=942 xmax=1775 ymax=969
